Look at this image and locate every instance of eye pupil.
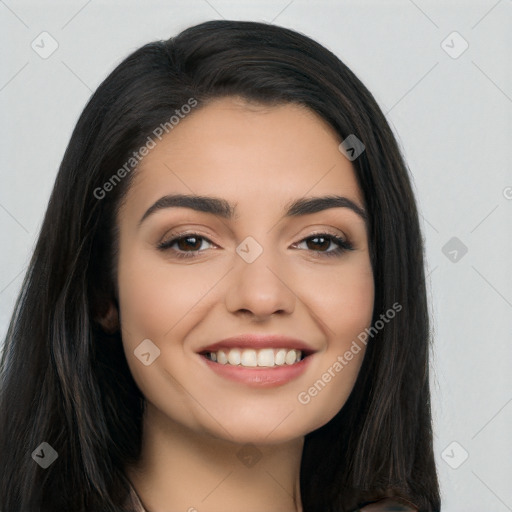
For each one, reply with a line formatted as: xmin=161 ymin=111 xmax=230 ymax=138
xmin=177 ymin=236 xmax=202 ymax=251
xmin=307 ymin=236 xmax=329 ymax=251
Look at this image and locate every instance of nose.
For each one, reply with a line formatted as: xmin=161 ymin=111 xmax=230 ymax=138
xmin=225 ymin=243 xmax=296 ymax=320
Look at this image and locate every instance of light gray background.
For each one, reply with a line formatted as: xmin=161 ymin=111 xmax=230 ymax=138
xmin=1 ymin=1 xmax=511 ymax=509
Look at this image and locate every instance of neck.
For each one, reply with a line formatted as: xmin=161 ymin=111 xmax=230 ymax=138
xmin=126 ymin=403 xmax=304 ymax=512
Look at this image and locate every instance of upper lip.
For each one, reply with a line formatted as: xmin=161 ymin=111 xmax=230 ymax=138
xmin=198 ymin=334 xmax=317 ymax=355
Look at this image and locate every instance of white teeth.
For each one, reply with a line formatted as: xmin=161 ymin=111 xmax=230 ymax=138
xmin=257 ymin=348 xmax=274 ymax=367
xmin=227 ymin=349 xmax=241 ymax=365
xmin=275 ymin=349 xmax=286 ymax=366
xmin=206 ymin=348 xmax=303 ymax=367
xmin=241 ymin=349 xmax=257 ymax=367
xmin=285 ymin=349 xmax=297 ymax=365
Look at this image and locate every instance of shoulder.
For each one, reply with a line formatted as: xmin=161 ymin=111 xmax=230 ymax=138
xmin=354 ymin=497 xmax=418 ymax=511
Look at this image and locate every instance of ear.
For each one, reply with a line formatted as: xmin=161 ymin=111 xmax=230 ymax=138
xmin=97 ymin=301 xmax=120 ymax=334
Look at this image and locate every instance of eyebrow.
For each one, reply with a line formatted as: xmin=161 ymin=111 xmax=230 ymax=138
xmin=138 ymin=193 xmax=367 ymax=226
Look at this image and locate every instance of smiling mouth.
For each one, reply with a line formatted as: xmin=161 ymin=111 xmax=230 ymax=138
xmin=202 ymin=347 xmax=308 ymax=368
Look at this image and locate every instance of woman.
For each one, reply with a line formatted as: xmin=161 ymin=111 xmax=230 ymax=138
xmin=0 ymin=20 xmax=440 ymax=512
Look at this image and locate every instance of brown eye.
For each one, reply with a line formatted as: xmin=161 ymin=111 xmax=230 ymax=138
xmin=305 ymin=236 xmax=331 ymax=251
xmin=294 ymin=233 xmax=353 ymax=257
xmin=174 ymin=236 xmax=203 ymax=251
xmin=157 ymin=233 xmax=215 ymax=258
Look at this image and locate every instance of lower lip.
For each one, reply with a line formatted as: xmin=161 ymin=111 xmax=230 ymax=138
xmin=201 ymin=355 xmax=312 ymax=387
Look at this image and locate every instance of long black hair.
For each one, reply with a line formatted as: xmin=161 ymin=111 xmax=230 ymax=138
xmin=0 ymin=20 xmax=440 ymax=511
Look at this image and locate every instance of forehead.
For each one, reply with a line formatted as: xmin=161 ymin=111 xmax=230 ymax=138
xmin=122 ymin=96 xmax=363 ymax=218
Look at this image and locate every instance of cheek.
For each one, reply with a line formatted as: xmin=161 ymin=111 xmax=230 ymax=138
xmin=117 ymin=249 xmax=214 ymax=342
xmin=292 ymin=259 xmax=374 ymax=429
xmin=116 ymin=249 xmax=218 ymax=419
xmin=305 ymin=258 xmax=375 ymax=341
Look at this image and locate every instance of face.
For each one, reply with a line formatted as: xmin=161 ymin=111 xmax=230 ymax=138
xmin=115 ymin=96 xmax=374 ymax=444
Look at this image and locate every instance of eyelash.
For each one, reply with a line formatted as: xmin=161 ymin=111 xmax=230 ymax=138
xmin=156 ymin=231 xmax=354 ymax=259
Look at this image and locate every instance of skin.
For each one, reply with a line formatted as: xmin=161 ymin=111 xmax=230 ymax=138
xmin=110 ymin=96 xmax=374 ymax=512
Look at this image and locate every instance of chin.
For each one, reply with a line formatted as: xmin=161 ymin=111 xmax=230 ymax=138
xmin=199 ymin=405 xmax=336 ymax=446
